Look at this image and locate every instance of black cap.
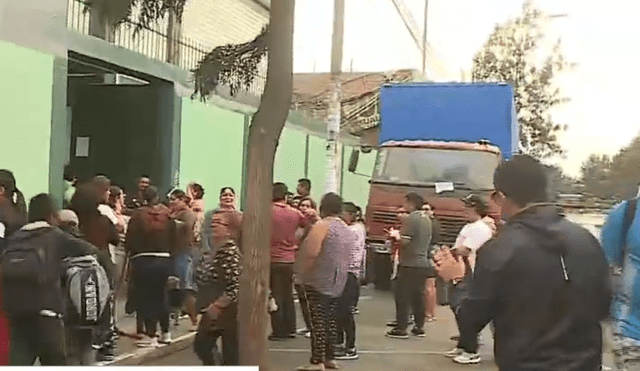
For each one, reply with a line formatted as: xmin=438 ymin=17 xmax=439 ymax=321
xmin=461 ymin=194 xmax=489 ymax=216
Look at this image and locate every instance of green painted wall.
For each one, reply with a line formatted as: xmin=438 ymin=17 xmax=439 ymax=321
xmin=273 ymin=127 xmax=306 ymax=192
xmin=178 ymin=101 xmax=376 ymax=212
xmin=341 ymin=147 xmax=377 ymax=210
xmin=271 ymin=129 xmax=376 ymax=208
xmin=0 ymin=41 xmax=54 ymax=202
xmin=179 ymin=99 xmax=245 ymax=209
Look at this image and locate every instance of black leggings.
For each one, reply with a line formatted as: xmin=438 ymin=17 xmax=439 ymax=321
xmin=337 ymin=273 xmax=360 ymax=349
xmin=131 ymin=256 xmax=171 ymax=337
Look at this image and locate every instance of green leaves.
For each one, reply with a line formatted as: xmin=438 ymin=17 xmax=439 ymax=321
xmin=192 ymin=25 xmax=269 ymax=99
xmin=472 ymin=1 xmax=570 ymax=159
xmin=85 ymin=0 xmax=188 ymax=32
xmin=85 ymin=0 xmax=268 ymax=98
xmin=580 ymin=154 xmax=615 ymax=199
xmin=584 ymin=134 xmax=640 ymax=199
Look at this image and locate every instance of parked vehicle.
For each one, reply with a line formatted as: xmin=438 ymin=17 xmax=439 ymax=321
xmin=351 ymin=82 xmax=519 ymax=290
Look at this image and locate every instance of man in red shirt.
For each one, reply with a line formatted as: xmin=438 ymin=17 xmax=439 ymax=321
xmin=270 ymin=183 xmax=311 ymax=340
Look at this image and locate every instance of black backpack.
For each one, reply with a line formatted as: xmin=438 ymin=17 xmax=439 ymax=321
xmin=1 ymin=229 xmax=62 ymax=316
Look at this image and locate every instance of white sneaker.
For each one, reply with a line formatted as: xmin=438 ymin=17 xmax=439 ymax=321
xmin=136 ymin=335 xmax=159 ymax=348
xmin=445 ymin=347 xmax=463 ymax=358
xmin=453 ymin=352 xmax=481 ymax=364
xmin=296 ymin=328 xmax=310 ymax=335
xmin=159 ymin=332 xmax=172 ymax=344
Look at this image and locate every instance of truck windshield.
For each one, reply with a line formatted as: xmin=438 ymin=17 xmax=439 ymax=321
xmin=373 ymin=147 xmax=500 ymax=190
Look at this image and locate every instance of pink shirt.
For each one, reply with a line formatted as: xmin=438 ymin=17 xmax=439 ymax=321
xmin=271 ymin=202 xmax=306 ymax=263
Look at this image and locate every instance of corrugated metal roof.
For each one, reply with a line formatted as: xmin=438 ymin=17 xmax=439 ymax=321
xmin=292 ymin=69 xmax=418 ymax=136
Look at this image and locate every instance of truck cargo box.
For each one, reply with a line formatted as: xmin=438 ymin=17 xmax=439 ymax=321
xmin=379 ymin=82 xmax=519 ymax=158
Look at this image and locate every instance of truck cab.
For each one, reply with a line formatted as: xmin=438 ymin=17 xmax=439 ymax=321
xmin=359 ymin=82 xmax=518 ymax=290
xmin=365 ymin=140 xmax=502 ymax=255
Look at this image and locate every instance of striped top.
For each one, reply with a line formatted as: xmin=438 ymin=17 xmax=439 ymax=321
xmin=348 ymin=223 xmax=366 ymax=277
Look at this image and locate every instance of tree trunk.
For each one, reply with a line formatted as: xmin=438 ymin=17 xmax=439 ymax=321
xmin=238 ymin=0 xmax=295 ymax=368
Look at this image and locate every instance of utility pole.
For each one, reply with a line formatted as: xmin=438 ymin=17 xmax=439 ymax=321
xmin=421 ymin=0 xmax=429 ymax=76
xmin=325 ymin=0 xmax=345 ymax=194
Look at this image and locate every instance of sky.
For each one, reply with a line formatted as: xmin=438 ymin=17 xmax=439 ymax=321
xmin=292 ymin=0 xmax=640 ymax=177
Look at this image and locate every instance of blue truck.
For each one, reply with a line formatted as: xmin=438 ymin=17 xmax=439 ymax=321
xmin=361 ymin=82 xmax=519 ymax=290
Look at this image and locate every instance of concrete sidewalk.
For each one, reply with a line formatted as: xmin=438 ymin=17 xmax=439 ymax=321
xmin=100 ymin=294 xmax=197 ymax=366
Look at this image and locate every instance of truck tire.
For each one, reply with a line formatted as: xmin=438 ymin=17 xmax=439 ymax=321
xmin=373 ymin=252 xmax=392 ymax=291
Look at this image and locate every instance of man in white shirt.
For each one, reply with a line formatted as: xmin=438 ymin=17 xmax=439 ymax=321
xmin=445 ymin=194 xmax=493 ymax=364
xmin=453 ymin=196 xmax=494 ymax=273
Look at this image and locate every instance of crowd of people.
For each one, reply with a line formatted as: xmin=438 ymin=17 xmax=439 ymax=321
xmin=0 ymin=170 xmax=370 ymax=368
xmin=0 ymin=167 xmax=243 ymax=365
xmin=3 ymin=153 xmax=640 ymax=370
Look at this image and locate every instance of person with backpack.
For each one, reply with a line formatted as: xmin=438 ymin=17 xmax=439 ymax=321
xmin=2 ymin=194 xmax=104 ymax=365
xmin=70 ymin=183 xmax=119 ymax=362
xmin=601 ymin=194 xmax=640 ymax=370
xmin=58 ymin=209 xmax=112 ymax=365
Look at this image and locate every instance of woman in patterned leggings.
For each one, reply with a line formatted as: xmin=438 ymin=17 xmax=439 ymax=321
xmin=294 ymin=193 xmax=352 ymax=371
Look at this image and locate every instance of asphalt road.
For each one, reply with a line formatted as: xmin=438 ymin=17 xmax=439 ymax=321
xmin=147 ymin=286 xmax=500 ymax=370
xmin=145 ymin=285 xmax=616 ymax=370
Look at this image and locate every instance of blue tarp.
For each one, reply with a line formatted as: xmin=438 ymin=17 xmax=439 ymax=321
xmin=379 ymin=83 xmax=519 ymax=158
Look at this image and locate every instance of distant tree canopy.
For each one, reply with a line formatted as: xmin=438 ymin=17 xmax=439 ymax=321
xmin=472 ymin=1 xmax=573 ymax=159
xmin=580 ymin=154 xmax=614 ymax=199
xmin=544 ymin=164 xmax=580 ymax=200
xmin=581 ymin=134 xmax=640 ymax=200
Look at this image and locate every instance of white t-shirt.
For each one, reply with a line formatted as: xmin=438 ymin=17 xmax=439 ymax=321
xmin=454 ymin=219 xmax=493 ymax=271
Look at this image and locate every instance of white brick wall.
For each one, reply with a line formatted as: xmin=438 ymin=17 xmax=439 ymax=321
xmin=181 ymin=0 xmax=269 ymax=50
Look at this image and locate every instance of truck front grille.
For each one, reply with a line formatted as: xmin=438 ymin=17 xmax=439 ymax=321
xmin=371 ymin=210 xmax=399 ymax=226
xmin=437 ymin=216 xmax=467 ymax=245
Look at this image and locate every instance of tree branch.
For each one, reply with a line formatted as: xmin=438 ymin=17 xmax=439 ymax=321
xmin=193 ymin=25 xmax=269 ymax=99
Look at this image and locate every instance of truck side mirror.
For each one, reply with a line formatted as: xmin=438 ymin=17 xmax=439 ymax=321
xmin=348 ymin=148 xmax=360 ymax=173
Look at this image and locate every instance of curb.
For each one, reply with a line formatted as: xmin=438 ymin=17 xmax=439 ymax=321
xmin=101 ymin=332 xmax=197 ymax=366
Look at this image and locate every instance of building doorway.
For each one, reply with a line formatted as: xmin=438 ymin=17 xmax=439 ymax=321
xmin=66 ymin=52 xmax=178 ymax=195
